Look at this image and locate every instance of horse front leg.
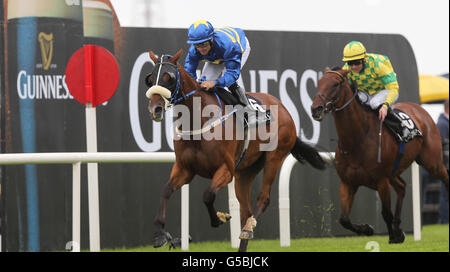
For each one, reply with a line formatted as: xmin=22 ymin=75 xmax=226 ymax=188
xmin=153 ymin=163 xmax=194 ymax=248
xmin=339 ymin=181 xmax=374 ymax=236
xmin=203 ymin=163 xmax=233 ymax=227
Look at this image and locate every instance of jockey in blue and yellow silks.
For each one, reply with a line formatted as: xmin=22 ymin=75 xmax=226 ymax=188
xmin=342 ymin=41 xmax=409 ymax=141
xmin=184 ymin=19 xmax=251 ymax=106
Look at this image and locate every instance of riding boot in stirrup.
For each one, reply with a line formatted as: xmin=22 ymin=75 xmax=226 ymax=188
xmin=229 ymin=83 xmax=249 ymax=106
xmin=385 ymin=106 xmax=408 ymax=141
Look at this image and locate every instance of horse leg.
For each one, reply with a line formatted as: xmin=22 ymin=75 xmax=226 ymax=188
xmin=203 ymin=163 xmax=233 ymax=228
xmin=377 ymin=178 xmax=403 ymax=243
xmin=389 ymin=176 xmax=406 ymax=243
xmin=254 ymin=154 xmax=285 ymax=219
xmin=234 ymin=170 xmax=257 ymax=252
xmin=417 ymin=144 xmax=449 ymax=192
xmin=339 ymin=181 xmax=374 ymax=236
xmin=153 ymin=163 xmax=194 ymax=248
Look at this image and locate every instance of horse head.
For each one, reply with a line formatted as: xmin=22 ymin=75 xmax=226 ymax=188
xmin=146 ymin=49 xmax=183 ymax=122
xmin=311 ymin=67 xmax=350 ymax=121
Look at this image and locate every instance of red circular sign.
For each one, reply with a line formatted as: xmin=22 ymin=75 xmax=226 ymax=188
xmin=65 ymin=45 xmax=120 ymax=107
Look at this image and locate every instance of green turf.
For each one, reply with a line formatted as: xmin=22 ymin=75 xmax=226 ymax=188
xmin=106 ymin=224 xmax=449 ymax=252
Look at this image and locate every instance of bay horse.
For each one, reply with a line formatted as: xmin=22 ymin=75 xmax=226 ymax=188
xmin=311 ymin=67 xmax=449 ymax=243
xmin=146 ymin=49 xmax=326 ymax=252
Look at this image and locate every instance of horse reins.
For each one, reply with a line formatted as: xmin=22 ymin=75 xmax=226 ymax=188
xmin=152 ymin=56 xmax=237 ymax=136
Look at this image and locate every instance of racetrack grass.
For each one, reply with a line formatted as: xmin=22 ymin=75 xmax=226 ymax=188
xmin=106 ymin=224 xmax=448 ymax=252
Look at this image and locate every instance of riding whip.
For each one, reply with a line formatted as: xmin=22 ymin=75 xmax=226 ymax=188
xmin=377 ymin=119 xmax=383 ymax=163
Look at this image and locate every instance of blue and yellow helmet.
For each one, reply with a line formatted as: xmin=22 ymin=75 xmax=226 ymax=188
xmin=187 ymin=20 xmax=214 ymax=44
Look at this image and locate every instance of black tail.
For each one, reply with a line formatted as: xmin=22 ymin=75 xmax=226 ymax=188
xmin=290 ymin=137 xmax=326 ymax=170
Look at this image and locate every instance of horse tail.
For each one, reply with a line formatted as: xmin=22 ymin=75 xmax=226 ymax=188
xmin=290 ymin=137 xmax=326 ymax=170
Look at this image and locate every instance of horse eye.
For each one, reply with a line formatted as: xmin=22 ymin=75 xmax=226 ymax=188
xmin=167 ymin=72 xmax=176 ymax=80
xmin=167 ymin=72 xmax=176 ymax=84
xmin=145 ymin=73 xmax=153 ymax=87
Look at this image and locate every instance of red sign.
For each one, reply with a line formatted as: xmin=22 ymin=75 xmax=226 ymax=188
xmin=65 ymin=45 xmax=120 ymax=107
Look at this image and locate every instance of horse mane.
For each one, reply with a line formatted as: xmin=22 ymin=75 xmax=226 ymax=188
xmin=329 ymin=66 xmax=358 ymax=93
xmin=177 ymin=63 xmax=201 ymax=90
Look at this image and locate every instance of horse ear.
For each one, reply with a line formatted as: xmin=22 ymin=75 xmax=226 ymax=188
xmin=149 ymin=50 xmax=158 ymax=63
xmin=341 ymin=69 xmax=350 ymax=77
xmin=169 ymin=49 xmax=183 ymax=63
xmin=325 ymin=67 xmax=331 ymax=72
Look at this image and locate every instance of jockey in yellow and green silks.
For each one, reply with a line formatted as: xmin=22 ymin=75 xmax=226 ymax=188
xmin=342 ymin=41 xmax=409 ymax=141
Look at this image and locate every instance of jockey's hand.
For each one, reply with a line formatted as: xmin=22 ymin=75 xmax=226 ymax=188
xmin=379 ymin=105 xmax=388 ymax=121
xmin=201 ymin=80 xmax=216 ymax=91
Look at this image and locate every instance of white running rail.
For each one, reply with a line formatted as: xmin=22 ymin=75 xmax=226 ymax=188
xmin=0 ymin=151 xmax=421 ymax=252
xmin=278 ymin=152 xmax=421 ymax=246
xmin=0 ymin=152 xmax=243 ymax=252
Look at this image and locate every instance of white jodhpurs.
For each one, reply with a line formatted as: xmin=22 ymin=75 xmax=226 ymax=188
xmin=357 ymin=89 xmax=398 ymax=110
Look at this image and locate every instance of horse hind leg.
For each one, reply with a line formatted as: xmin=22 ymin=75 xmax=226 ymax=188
xmin=254 ymin=153 xmax=287 ymax=219
xmin=389 ymin=176 xmax=407 ymax=243
xmin=203 ymin=163 xmax=233 ymax=228
xmin=234 ymin=169 xmax=258 ymax=252
xmin=339 ymin=181 xmax=374 ymax=236
xmin=416 ymin=143 xmax=449 ymax=192
xmin=378 ymin=178 xmax=405 ymax=244
xmin=238 ymin=152 xmax=286 ymax=242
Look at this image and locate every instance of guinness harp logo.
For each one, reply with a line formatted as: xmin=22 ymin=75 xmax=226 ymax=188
xmin=38 ymin=32 xmax=54 ymax=70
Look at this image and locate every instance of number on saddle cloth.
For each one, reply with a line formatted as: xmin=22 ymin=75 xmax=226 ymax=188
xmin=385 ymin=109 xmax=422 ymax=143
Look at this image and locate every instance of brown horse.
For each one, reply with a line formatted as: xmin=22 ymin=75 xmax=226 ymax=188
xmin=311 ymin=67 xmax=449 ymax=243
xmin=146 ymin=49 xmax=326 ymax=252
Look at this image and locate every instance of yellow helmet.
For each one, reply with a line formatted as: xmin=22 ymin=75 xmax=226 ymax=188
xmin=342 ymin=41 xmax=367 ymax=62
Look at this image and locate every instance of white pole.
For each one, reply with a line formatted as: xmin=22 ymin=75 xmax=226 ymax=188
xmin=279 ymin=154 xmax=297 ymax=247
xmin=278 ymin=152 xmax=335 ymax=247
xmin=411 ymin=162 xmax=421 ymax=241
xmin=181 ymin=184 xmax=189 ymax=250
xmin=228 ymin=178 xmax=240 ymax=248
xmin=72 ymin=162 xmax=81 ymax=252
xmin=85 ymin=103 xmax=101 ymax=252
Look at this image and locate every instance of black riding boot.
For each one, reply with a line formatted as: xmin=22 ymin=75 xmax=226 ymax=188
xmin=384 ymin=106 xmax=407 ymax=142
xmin=229 ymin=83 xmax=249 ymax=106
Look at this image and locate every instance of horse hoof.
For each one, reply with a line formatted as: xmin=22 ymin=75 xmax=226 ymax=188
xmin=239 ymin=230 xmax=254 ymax=240
xmin=153 ymin=231 xmax=172 ymax=248
xmin=217 ymin=212 xmax=232 ymax=223
xmin=362 ymin=224 xmax=374 ymax=236
xmin=153 ymin=235 xmax=168 ymax=248
xmin=389 ymin=231 xmax=405 ymax=244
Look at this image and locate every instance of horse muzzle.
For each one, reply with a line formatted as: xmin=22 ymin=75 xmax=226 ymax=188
xmin=150 ymin=105 xmax=164 ymax=122
xmin=311 ymin=105 xmax=324 ymax=121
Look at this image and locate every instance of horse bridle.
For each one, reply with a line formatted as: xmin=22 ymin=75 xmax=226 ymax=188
xmin=316 ymin=70 xmax=358 ymax=113
xmin=146 ymin=55 xmax=204 ymax=109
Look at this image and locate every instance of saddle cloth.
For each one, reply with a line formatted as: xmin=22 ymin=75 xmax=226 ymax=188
xmin=387 ymin=109 xmax=422 ymax=143
xmin=213 ymin=88 xmax=272 ymax=128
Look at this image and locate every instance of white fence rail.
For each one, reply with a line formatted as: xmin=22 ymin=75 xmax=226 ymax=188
xmin=0 ymin=152 xmax=243 ymax=252
xmin=278 ymin=153 xmax=422 ymax=246
xmin=0 ymin=151 xmax=421 ymax=252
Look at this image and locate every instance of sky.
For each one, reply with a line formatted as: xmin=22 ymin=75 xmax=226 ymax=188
xmin=110 ymin=0 xmax=449 ymax=76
